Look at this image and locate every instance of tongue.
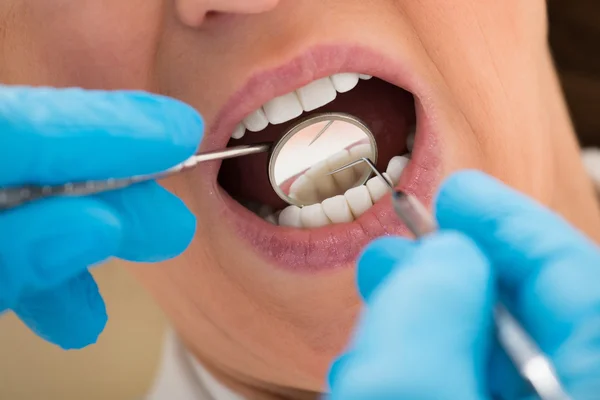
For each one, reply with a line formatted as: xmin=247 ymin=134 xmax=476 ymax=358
xmin=218 ymin=79 xmax=415 ymax=209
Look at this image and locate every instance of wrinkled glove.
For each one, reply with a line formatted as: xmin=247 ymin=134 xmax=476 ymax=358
xmin=0 ymin=86 xmax=203 ymax=349
xmin=329 ymin=171 xmax=600 ymax=399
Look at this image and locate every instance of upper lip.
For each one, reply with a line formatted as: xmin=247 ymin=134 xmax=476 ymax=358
xmin=201 ymin=43 xmax=425 ymax=153
xmin=192 ymin=43 xmax=441 ymax=271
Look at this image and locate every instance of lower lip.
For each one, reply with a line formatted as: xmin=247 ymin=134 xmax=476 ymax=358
xmin=217 ymin=107 xmax=439 ymax=272
xmin=203 ymin=46 xmax=442 ymax=272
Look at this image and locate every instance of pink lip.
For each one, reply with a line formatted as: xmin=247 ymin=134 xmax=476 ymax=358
xmin=196 ymin=44 xmax=441 ymax=272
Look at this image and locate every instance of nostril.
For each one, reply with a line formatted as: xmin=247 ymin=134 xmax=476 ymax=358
xmin=175 ymin=1 xmax=209 ymax=28
xmin=176 ymin=0 xmax=280 ymax=28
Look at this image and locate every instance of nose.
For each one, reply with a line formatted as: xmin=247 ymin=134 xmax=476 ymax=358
xmin=176 ymin=0 xmax=280 ymax=27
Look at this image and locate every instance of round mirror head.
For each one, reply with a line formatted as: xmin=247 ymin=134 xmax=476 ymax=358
xmin=269 ymin=113 xmax=378 ymax=207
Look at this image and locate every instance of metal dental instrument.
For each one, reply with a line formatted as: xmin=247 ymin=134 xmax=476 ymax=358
xmin=308 ymin=120 xmax=334 ymax=146
xmin=330 ymin=158 xmax=572 ymax=400
xmin=0 ymin=143 xmax=271 ymax=211
xmin=0 ymin=112 xmax=377 ymax=211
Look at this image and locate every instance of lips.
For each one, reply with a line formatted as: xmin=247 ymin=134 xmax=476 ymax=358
xmin=194 ymin=44 xmax=441 ymax=272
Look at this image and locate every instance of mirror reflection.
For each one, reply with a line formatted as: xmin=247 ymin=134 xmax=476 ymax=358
xmin=269 ymin=114 xmax=377 ymax=207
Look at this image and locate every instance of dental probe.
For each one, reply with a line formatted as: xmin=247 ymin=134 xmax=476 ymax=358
xmin=330 ymin=158 xmax=573 ymax=400
xmin=0 ymin=143 xmax=271 ymax=211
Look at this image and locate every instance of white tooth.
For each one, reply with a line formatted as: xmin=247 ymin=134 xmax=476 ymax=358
xmin=304 ymin=160 xmax=339 ymax=200
xmin=244 ymin=201 xmax=261 ymax=214
xmin=386 ymin=155 xmax=410 ymax=185
xmin=264 ymin=214 xmax=278 ymax=225
xmin=349 ymin=144 xmax=374 ymax=178
xmin=300 ymin=203 xmax=331 ymax=228
xmin=366 ymin=172 xmax=393 ymax=202
xmin=331 ymin=73 xmax=360 ymax=93
xmin=232 ymin=123 xmax=246 ymax=139
xmin=344 ymin=185 xmax=373 ymax=218
xmin=359 ymin=74 xmax=373 ymax=80
xmin=322 ymin=195 xmax=354 ymax=224
xmin=406 ymin=127 xmax=416 ymax=152
xmin=289 ymin=174 xmax=320 ymax=205
xmin=263 ymin=92 xmax=303 ymax=125
xmin=296 ymin=77 xmax=337 ymax=112
xmin=349 ymin=143 xmax=373 ymax=160
xmin=278 ymin=206 xmax=302 ymax=228
xmin=258 ymin=205 xmax=274 ymax=218
xmin=243 ymin=108 xmax=269 ymax=132
xmin=327 ymin=150 xmax=357 ymax=192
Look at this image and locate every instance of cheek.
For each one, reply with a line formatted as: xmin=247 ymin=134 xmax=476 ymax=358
xmin=26 ymin=1 xmax=163 ymax=89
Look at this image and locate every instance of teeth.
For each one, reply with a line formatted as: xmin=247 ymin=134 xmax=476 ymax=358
xmin=386 ymin=155 xmax=410 ymax=185
xmin=296 ymin=77 xmax=337 ymax=112
xmin=232 ymin=123 xmax=246 ymax=139
xmin=252 ymin=150 xmax=413 ymax=228
xmin=263 ymin=92 xmax=303 ymax=125
xmin=344 ymin=185 xmax=373 ymax=218
xmin=331 ymin=73 xmax=360 ymax=93
xmin=231 ymin=73 xmax=421 ymax=228
xmin=243 ymin=108 xmax=269 ymax=132
xmin=327 ymin=150 xmax=357 ymax=192
xmin=304 ymin=160 xmax=339 ymax=200
xmin=289 ymin=175 xmax=320 ymax=205
xmin=322 ymin=195 xmax=354 ymax=224
xmin=264 ymin=214 xmax=278 ymax=225
xmin=366 ymin=173 xmax=392 ymax=202
xmin=258 ymin=204 xmax=274 ymax=219
xmin=300 ymin=204 xmax=331 ymax=228
xmin=230 ymin=72 xmax=374 ymax=140
xmin=407 ymin=126 xmax=416 ymax=152
xmin=278 ymin=205 xmax=302 ymax=227
xmin=349 ymin=143 xmax=373 ymax=178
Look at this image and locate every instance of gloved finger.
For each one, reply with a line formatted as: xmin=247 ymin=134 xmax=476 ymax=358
xmin=330 ymin=238 xmax=418 ymax=391
xmin=329 ymin=233 xmax=493 ymax=400
xmin=0 ymin=86 xmax=203 ymax=185
xmin=436 ymin=170 xmax=600 ymax=349
xmin=356 ymin=237 xmax=417 ymax=302
xmin=0 ymin=197 xmax=121 ymax=310
xmin=488 ymin=339 xmax=527 ymax=400
xmin=328 ymin=352 xmax=354 ymax=391
xmin=96 ymin=181 xmax=196 ymax=262
xmin=553 ymin=315 xmax=600 ymax=399
xmin=13 ymin=270 xmax=107 ymax=350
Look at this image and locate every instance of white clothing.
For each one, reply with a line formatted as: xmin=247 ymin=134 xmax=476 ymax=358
xmin=145 ymin=328 xmax=244 ymax=400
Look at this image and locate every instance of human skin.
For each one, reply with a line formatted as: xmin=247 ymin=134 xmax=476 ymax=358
xmin=1 ymin=1 xmax=599 ymax=399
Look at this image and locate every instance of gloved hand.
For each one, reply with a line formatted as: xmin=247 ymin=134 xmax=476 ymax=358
xmin=328 ymin=171 xmax=600 ymax=400
xmin=0 ymin=86 xmax=203 ymax=349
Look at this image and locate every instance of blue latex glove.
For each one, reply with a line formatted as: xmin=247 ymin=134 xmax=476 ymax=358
xmin=328 ymin=171 xmax=600 ymax=400
xmin=0 ymin=86 xmax=203 ymax=349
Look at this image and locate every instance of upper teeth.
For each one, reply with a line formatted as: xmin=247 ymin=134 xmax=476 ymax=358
xmin=231 ymin=73 xmax=373 ymax=139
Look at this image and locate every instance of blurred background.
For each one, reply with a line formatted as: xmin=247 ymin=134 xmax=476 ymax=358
xmin=549 ymin=0 xmax=600 ymax=148
xmin=1 ymin=0 xmax=599 ymax=399
xmin=0 ymin=264 xmax=166 ymax=400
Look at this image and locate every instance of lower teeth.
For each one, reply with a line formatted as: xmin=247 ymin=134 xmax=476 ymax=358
xmin=244 ymin=152 xmax=411 ymax=228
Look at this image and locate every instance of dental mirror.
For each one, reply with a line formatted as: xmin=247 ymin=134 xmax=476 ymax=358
xmin=268 ymin=113 xmax=377 ymax=207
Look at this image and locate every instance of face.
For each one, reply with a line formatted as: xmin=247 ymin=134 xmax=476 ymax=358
xmin=3 ymin=0 xmax=600 ymax=397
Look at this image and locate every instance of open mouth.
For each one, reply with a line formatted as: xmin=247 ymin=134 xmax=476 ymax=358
xmin=219 ymin=75 xmax=415 ymax=226
xmin=203 ymin=45 xmax=440 ymax=271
